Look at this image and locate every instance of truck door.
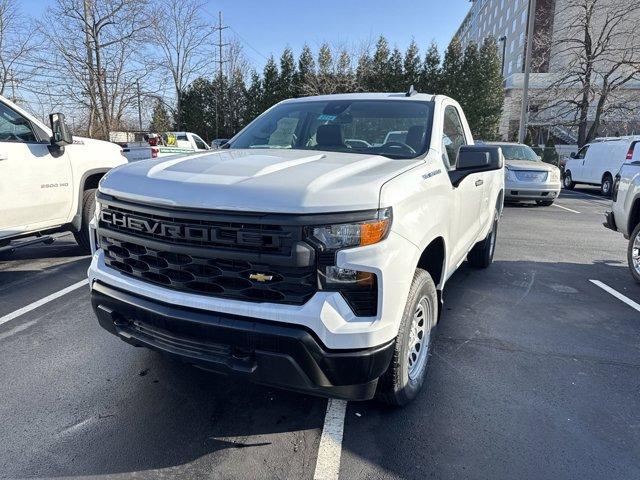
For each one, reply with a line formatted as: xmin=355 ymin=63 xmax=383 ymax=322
xmin=442 ymin=106 xmax=483 ymax=264
xmin=0 ymin=102 xmax=72 ymax=236
xmin=570 ymin=145 xmax=589 ymax=181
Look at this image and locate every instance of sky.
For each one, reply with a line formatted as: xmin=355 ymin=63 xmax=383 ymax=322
xmin=22 ymin=0 xmax=472 ymax=70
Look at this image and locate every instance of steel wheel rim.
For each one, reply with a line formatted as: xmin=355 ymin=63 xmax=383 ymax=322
xmin=633 ymin=230 xmax=640 ymax=274
xmin=408 ymin=296 xmax=431 ymax=381
xmin=603 ymin=180 xmax=611 ymax=194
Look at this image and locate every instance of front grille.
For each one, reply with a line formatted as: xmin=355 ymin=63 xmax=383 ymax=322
xmin=514 ymin=170 xmax=548 ymax=182
xmin=97 ymin=195 xmax=318 ymax=305
xmin=100 ymin=235 xmax=317 ymax=304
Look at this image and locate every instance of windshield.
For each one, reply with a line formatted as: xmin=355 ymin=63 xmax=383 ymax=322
xmin=228 ymin=100 xmax=434 ymax=159
xmin=500 ymin=144 xmax=540 ymax=161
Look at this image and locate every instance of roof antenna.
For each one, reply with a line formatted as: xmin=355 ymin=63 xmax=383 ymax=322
xmin=406 ymin=85 xmax=417 ymax=97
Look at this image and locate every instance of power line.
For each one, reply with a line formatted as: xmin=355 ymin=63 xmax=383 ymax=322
xmin=228 ymin=26 xmax=270 ymax=62
xmin=213 ymin=10 xmax=229 ymax=138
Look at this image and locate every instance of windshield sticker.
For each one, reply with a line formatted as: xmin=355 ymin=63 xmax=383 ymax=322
xmin=317 ymin=114 xmax=337 ymax=122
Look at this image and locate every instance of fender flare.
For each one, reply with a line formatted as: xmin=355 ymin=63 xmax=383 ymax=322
xmin=71 ymin=168 xmax=110 ymax=231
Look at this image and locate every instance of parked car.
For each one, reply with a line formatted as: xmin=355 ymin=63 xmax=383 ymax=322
xmin=486 ymin=142 xmax=561 ymax=206
xmin=0 ymin=95 xmax=126 ymax=253
xmin=563 ymin=136 xmax=640 ymax=196
xmin=604 ymin=140 xmax=640 ymax=281
xmin=88 ymin=91 xmax=504 ymax=406
xmin=210 ymin=138 xmax=229 ymax=149
xmin=122 ymin=131 xmax=210 ymax=161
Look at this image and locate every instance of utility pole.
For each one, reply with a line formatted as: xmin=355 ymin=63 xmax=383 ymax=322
xmin=518 ymin=0 xmax=537 ymax=143
xmin=136 ymin=79 xmax=143 ymax=132
xmin=213 ymin=11 xmax=229 ymax=139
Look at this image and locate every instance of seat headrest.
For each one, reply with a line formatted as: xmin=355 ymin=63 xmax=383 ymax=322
xmin=406 ymin=125 xmax=425 ymax=152
xmin=316 ymin=124 xmax=344 ymax=147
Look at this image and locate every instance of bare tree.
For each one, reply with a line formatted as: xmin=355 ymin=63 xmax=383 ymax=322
xmin=35 ymin=0 xmax=151 ymax=139
xmin=0 ymin=0 xmax=39 ymax=99
xmin=535 ymin=0 xmax=640 ymax=145
xmin=152 ymin=0 xmax=214 ymax=130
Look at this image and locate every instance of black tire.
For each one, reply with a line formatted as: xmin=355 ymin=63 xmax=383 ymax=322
xmin=377 ymin=269 xmax=437 ymax=407
xmin=536 ymin=200 xmax=554 ymax=206
xmin=73 ymin=188 xmax=96 ymax=253
xmin=601 ymin=173 xmax=613 ymax=197
xmin=467 ymin=210 xmax=498 ymax=268
xmin=563 ymin=171 xmax=575 ymax=190
xmin=627 ymin=222 xmax=640 ymax=284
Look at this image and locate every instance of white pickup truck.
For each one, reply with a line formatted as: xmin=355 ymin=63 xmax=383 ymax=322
xmin=604 ymin=139 xmax=640 ymax=282
xmin=122 ymin=131 xmax=211 ymax=161
xmin=88 ymin=92 xmax=504 ymax=405
xmin=0 ymin=95 xmax=126 ymax=253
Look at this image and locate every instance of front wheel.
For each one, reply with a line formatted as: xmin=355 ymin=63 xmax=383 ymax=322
xmin=627 ymin=223 xmax=640 ymax=283
xmin=563 ymin=171 xmax=575 ymax=190
xmin=377 ymin=269 xmax=437 ymax=406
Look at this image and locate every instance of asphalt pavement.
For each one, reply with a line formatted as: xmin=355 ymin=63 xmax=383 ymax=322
xmin=1 ymin=187 xmax=638 ymax=480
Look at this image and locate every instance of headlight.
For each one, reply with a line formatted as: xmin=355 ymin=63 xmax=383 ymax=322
xmin=504 ymin=167 xmax=516 ymax=181
xmin=550 ymin=168 xmax=560 ymax=182
xmin=306 ymin=208 xmax=391 ymax=317
xmin=309 ymin=208 xmax=392 ymax=250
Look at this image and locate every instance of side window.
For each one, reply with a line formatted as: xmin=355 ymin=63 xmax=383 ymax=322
xmin=442 ymin=106 xmax=468 ymax=169
xmin=192 ymin=135 xmax=208 ymax=150
xmin=0 ymin=102 xmax=37 ymax=143
xmin=576 ymin=146 xmax=589 ymax=159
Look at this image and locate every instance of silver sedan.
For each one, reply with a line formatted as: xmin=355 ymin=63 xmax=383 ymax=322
xmin=487 ymin=142 xmax=562 ymax=206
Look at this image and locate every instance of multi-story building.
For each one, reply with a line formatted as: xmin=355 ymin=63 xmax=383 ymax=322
xmin=455 ymin=0 xmax=640 ymax=145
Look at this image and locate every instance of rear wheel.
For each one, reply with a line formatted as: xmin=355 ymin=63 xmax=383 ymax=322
xmin=73 ymin=189 xmax=96 ymax=253
xmin=563 ymin=171 xmax=575 ymax=190
xmin=601 ymin=173 xmax=613 ymax=197
xmin=628 ymin=223 xmax=640 ymax=283
xmin=377 ymin=269 xmax=437 ymax=407
xmin=536 ymin=200 xmax=554 ymax=207
xmin=467 ymin=209 xmax=498 ymax=268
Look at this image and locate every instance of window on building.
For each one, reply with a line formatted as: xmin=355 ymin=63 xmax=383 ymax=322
xmin=517 ymin=54 xmax=523 ymax=71
xmin=521 ymin=8 xmax=527 ymax=25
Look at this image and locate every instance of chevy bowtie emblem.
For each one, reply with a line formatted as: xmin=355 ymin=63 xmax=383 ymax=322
xmin=249 ymin=273 xmax=274 ymax=282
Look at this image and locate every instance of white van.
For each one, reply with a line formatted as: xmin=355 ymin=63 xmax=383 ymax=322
xmin=563 ymin=136 xmax=640 ymax=196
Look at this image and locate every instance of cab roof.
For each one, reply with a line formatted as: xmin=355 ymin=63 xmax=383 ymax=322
xmin=282 ymin=92 xmax=437 ymax=103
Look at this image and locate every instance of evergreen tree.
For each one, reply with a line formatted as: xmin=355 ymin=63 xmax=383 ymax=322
xmin=295 ymin=44 xmax=316 ymax=96
xmin=420 ymin=42 xmax=441 ymax=93
xmin=441 ymin=37 xmax=464 ymax=101
xmin=317 ymin=43 xmax=334 ymax=94
xmin=475 ymin=36 xmax=505 ymax=140
xmin=370 ymin=36 xmax=391 ymax=91
xmin=260 ymin=56 xmax=280 ymax=112
xmin=389 ymin=47 xmax=404 ymax=91
xmin=335 ymin=50 xmax=355 ymax=93
xmin=460 ymin=41 xmax=481 ymax=133
xmin=278 ymin=47 xmax=296 ymax=101
xmin=149 ymin=99 xmax=172 ymax=133
xmin=181 ymin=77 xmax=216 ymax=141
xmin=355 ymin=52 xmax=372 ymax=92
xmin=226 ymin=68 xmax=248 ymax=137
xmin=403 ymin=39 xmax=421 ymax=90
xmin=245 ymin=70 xmax=264 ymax=123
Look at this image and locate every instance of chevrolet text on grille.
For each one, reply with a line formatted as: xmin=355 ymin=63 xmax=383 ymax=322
xmin=100 ymin=210 xmax=280 ymax=247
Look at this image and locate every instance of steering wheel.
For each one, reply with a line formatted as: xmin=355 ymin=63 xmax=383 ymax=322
xmin=380 ymin=141 xmax=416 ymax=155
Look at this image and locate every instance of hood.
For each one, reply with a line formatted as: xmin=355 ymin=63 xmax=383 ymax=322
xmin=505 ymin=159 xmax=557 ymax=171
xmin=99 ymin=148 xmax=422 ymax=213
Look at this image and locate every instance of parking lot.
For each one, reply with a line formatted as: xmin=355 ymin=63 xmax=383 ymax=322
xmin=1 ymin=187 xmax=639 ymax=480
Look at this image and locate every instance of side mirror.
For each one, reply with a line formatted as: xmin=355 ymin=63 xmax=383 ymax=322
xmin=569 ymin=151 xmax=577 ymax=159
xmin=449 ymin=145 xmax=503 ymax=187
xmin=49 ymin=113 xmax=73 ymax=147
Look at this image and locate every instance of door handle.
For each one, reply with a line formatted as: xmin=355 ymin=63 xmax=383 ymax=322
xmin=475 ymin=179 xmax=484 ymax=187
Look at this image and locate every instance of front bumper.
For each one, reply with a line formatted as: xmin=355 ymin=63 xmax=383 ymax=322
xmin=504 ymin=180 xmax=561 ymax=201
xmin=91 ymin=281 xmax=395 ymax=400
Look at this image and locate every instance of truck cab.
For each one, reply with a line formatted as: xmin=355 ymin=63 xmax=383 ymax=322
xmin=0 ymin=95 xmax=126 ymax=251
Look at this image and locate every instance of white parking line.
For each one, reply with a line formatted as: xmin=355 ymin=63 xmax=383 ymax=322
xmin=589 ymin=279 xmax=640 ymax=313
xmin=552 ymin=203 xmax=581 ymax=214
xmin=563 ymin=189 xmax=609 ymax=202
xmin=314 ymin=399 xmax=348 ymax=480
xmin=0 ymin=279 xmax=89 ymax=327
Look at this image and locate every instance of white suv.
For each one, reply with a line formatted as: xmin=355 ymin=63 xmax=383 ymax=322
xmin=88 ymin=92 xmax=504 ymax=405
